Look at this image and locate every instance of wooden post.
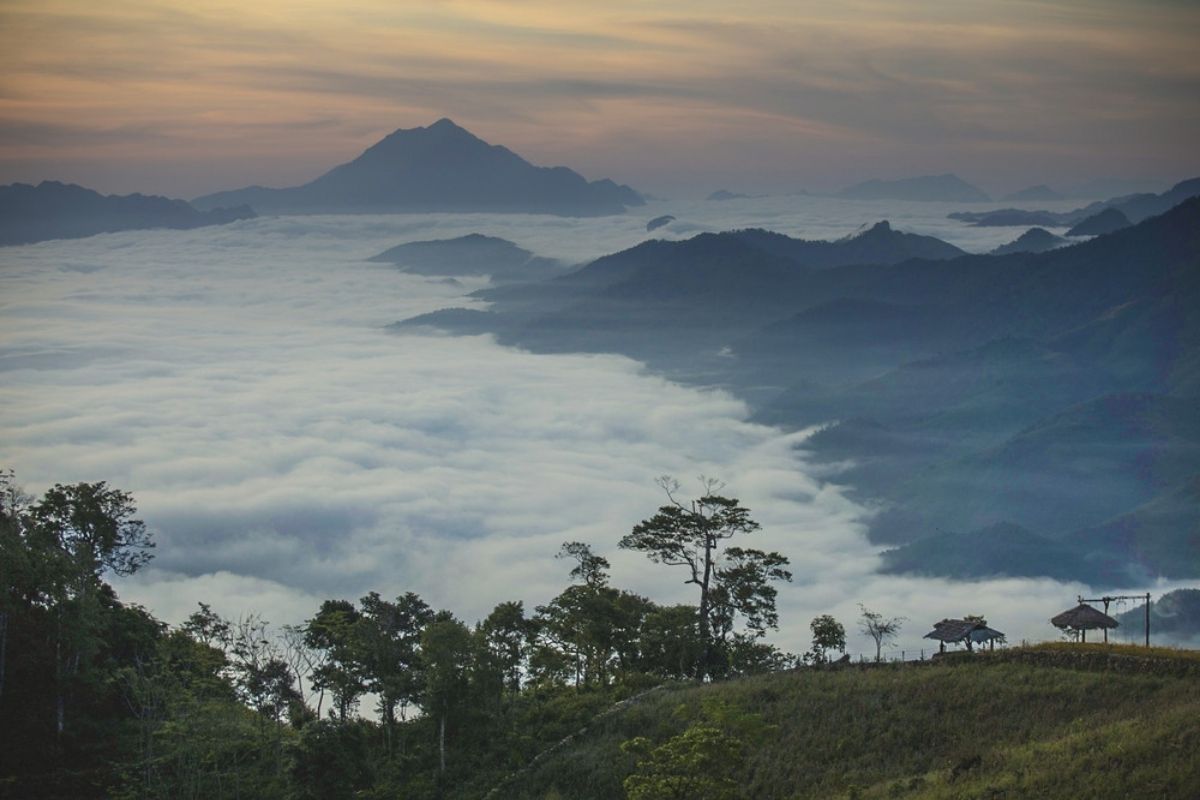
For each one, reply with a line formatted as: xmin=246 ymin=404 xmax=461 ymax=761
xmin=1145 ymin=593 xmax=1151 ymax=648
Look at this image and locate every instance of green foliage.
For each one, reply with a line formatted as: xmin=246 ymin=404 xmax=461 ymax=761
xmin=808 ymin=614 xmax=846 ymax=663
xmin=11 ymin=471 xmax=1194 ymax=800
xmin=289 ymin=719 xmax=374 ymax=800
xmin=622 ymin=725 xmax=743 ymax=800
xmin=619 ymin=478 xmax=790 ymax=678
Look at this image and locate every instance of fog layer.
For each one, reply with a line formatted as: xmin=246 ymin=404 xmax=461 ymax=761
xmin=1 ymin=202 xmax=1186 ymax=656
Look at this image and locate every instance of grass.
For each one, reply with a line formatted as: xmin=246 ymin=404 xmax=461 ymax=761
xmin=508 ymin=648 xmax=1200 ymax=800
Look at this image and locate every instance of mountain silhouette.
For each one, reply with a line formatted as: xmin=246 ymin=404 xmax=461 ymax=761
xmin=400 ymin=197 xmax=1200 ymax=584
xmin=1067 ymin=207 xmax=1131 ymax=236
xmin=990 ymin=227 xmax=1068 ymax=255
xmin=368 ymin=233 xmax=564 ymax=283
xmin=193 ymin=118 xmax=643 ymax=217
xmin=0 ymin=181 xmax=254 ymax=246
xmin=950 ymin=176 xmax=1200 ymax=228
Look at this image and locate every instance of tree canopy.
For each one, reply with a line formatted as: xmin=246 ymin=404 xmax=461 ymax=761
xmin=619 ymin=477 xmax=792 ymax=678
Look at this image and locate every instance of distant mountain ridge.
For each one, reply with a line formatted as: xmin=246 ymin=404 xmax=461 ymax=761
xmin=397 ymin=197 xmax=1200 ymax=586
xmin=368 ymin=233 xmax=564 ymax=283
xmin=990 ymin=227 xmax=1068 ymax=255
xmin=950 ymin=176 xmax=1200 ymax=228
xmin=193 ymin=118 xmax=643 ymax=217
xmin=1067 ymin=208 xmax=1131 ymax=236
xmin=0 ymin=181 xmax=254 ymax=246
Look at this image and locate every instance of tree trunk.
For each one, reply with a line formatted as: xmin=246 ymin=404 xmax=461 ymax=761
xmin=696 ymin=536 xmax=714 ymax=678
xmin=55 ymin=634 xmax=65 ymax=738
xmin=0 ymin=610 xmax=7 ymax=700
xmin=384 ymin=700 xmax=395 ymax=756
xmin=439 ymin=714 xmax=446 ymax=774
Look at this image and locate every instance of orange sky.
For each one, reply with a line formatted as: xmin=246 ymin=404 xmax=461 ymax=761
xmin=1 ymin=0 xmax=1197 ymax=197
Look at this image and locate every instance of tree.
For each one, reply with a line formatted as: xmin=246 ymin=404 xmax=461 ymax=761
xmin=808 ymin=615 xmax=845 ymax=664
xmin=622 ymin=725 xmax=743 ymax=800
xmin=858 ymin=604 xmax=905 ymax=662
xmin=619 ymin=477 xmax=790 ymax=678
xmin=304 ymin=600 xmax=365 ymax=721
xmin=182 ymin=602 xmax=232 ymax=650
xmin=357 ymin=590 xmax=432 ymax=749
xmin=532 ymin=542 xmax=652 ymax=687
xmin=621 ymin=698 xmax=772 ymax=800
xmin=421 ymin=612 xmax=473 ymax=776
xmin=557 ymin=540 xmax=611 ymax=588
xmin=20 ymin=481 xmax=155 ymax=740
xmin=478 ymin=600 xmax=532 ymax=700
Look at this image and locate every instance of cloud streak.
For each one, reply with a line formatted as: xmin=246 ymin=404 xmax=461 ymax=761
xmin=1 ymin=0 xmax=1197 ymax=196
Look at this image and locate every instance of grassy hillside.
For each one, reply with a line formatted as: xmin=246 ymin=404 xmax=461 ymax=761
xmin=506 ymin=645 xmax=1200 ymax=800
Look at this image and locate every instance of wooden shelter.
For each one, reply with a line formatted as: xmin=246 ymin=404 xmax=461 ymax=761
xmin=1050 ymin=603 xmax=1118 ymax=643
xmin=923 ymin=618 xmax=1006 ymax=653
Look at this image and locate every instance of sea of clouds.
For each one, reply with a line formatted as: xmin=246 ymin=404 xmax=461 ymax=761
xmin=1 ymin=198 xmax=1185 ymax=658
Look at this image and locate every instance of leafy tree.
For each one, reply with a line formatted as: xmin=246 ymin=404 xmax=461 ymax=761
xmin=637 ymin=604 xmax=702 ymax=679
xmin=808 ymin=615 xmax=846 ymax=664
xmin=479 ymin=600 xmax=533 ymax=699
xmin=621 ymin=698 xmax=773 ymax=800
xmin=357 ymin=590 xmax=433 ymax=749
xmin=619 ymin=478 xmax=790 ymax=678
xmin=289 ymin=719 xmax=373 ymax=800
xmin=622 ymin=724 xmax=743 ymax=800
xmin=181 ymin=602 xmax=231 ymax=649
xmin=421 ymin=612 xmax=474 ymax=776
xmin=18 ymin=480 xmax=154 ymax=742
xmin=533 ymin=543 xmax=653 ymax=687
xmin=304 ymin=600 xmax=365 ymax=721
xmin=558 ymin=540 xmax=611 ymax=588
xmin=858 ymin=604 xmax=905 ymax=662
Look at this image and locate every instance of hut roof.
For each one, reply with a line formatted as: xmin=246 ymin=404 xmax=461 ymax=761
xmin=968 ymin=625 xmax=1006 ymax=643
xmin=1050 ymin=603 xmax=1119 ymax=631
xmin=922 ymin=618 xmax=998 ymax=643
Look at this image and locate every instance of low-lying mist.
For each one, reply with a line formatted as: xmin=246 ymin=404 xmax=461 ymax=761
xmin=1 ymin=203 xmax=1188 ymax=657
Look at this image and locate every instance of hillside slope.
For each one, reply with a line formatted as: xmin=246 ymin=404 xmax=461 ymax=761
xmin=507 ymin=647 xmax=1200 ymax=800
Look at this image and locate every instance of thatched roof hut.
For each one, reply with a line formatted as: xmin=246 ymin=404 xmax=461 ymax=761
xmin=923 ymin=618 xmax=1005 ymax=652
xmin=1051 ymin=603 xmax=1119 ymax=643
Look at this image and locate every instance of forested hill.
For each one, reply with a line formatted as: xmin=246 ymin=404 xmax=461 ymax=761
xmin=4 ymin=473 xmax=1198 ymax=799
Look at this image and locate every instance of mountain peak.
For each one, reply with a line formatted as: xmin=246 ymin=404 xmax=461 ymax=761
xmin=192 ymin=119 xmax=642 ymax=216
xmin=425 ymin=117 xmax=469 ymax=135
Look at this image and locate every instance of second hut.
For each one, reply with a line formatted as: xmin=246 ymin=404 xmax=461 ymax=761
xmin=1051 ymin=603 xmax=1118 ymax=643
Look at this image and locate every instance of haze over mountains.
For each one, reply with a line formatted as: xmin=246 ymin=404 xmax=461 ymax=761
xmin=402 ymin=197 xmax=1200 ymax=587
xmin=837 ymin=174 xmax=991 ymax=203
xmin=4 ymin=115 xmax=1197 ymax=595
xmin=0 ymin=181 xmax=254 ymax=246
xmin=193 ymin=118 xmax=644 ymax=217
xmin=368 ymin=233 xmax=565 ymax=284
xmin=950 ymin=177 xmax=1200 ymax=228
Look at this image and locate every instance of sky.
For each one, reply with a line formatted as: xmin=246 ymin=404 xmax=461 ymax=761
xmin=2 ymin=202 xmax=1192 ymax=658
xmin=1 ymin=0 xmax=1199 ymax=198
